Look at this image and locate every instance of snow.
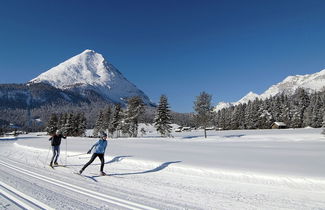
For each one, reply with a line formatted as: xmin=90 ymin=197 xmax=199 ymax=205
xmin=0 ymin=128 xmax=325 ymax=209
xmin=215 ymin=69 xmax=325 ymax=111
xmin=29 ymin=49 xmax=153 ymax=105
xmin=214 ymin=92 xmax=259 ymax=111
xmin=273 ymin=122 xmax=286 ymax=126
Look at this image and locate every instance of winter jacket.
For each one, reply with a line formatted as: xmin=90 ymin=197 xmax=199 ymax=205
xmin=49 ymin=134 xmax=66 ymax=146
xmin=90 ymin=139 xmax=108 ymax=154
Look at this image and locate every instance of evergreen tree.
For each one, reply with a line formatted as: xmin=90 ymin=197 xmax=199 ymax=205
xmin=311 ymin=95 xmax=323 ymax=127
xmin=102 ymin=105 xmax=113 ymax=135
xmin=194 ymin=92 xmax=213 ymax=138
xmin=123 ymin=96 xmax=145 ymax=137
xmin=94 ymin=111 xmax=105 ymax=137
xmin=46 ymin=113 xmax=58 ymax=134
xmin=58 ymin=113 xmax=67 ymax=132
xmin=280 ymin=95 xmax=291 ymax=127
xmin=154 ymin=95 xmax=172 ymax=137
xmin=216 ymin=109 xmax=226 ymax=130
xmin=292 ymin=88 xmax=310 ymax=127
xmin=62 ymin=113 xmax=74 ymax=136
xmin=110 ymin=104 xmax=122 ymax=137
xmin=244 ymin=100 xmax=261 ymax=129
xmin=75 ymin=112 xmax=87 ymax=136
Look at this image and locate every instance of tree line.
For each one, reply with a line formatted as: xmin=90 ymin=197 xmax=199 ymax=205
xmin=2 ymin=88 xmax=325 ymax=137
xmin=46 ymin=112 xmax=87 ymax=136
xmin=93 ymin=95 xmax=173 ymax=137
xmin=215 ymin=88 xmax=325 ymax=130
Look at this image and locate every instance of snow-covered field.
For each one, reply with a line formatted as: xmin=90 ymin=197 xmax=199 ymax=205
xmin=1 ymin=128 xmax=325 ymax=209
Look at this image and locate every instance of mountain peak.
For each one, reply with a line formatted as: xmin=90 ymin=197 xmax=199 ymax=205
xmin=214 ymin=68 xmax=325 ymax=111
xmin=238 ymin=91 xmax=259 ymax=104
xmin=30 ymin=50 xmax=110 ymax=88
xmin=29 ymin=50 xmax=153 ymax=105
xmin=82 ymin=49 xmax=96 ymax=54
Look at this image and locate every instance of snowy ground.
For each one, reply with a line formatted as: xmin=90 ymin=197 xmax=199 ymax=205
xmin=1 ymin=128 xmax=325 ymax=209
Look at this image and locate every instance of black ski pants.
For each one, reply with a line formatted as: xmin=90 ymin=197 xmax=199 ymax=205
xmin=81 ymin=153 xmax=105 ymax=172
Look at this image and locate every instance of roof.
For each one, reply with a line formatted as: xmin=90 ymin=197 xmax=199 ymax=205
xmin=273 ymin=122 xmax=286 ymax=126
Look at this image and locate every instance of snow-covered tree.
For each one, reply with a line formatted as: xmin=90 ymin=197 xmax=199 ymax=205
xmin=94 ymin=111 xmax=105 ymax=137
xmin=292 ymin=88 xmax=310 ymax=128
xmin=244 ymin=99 xmax=261 ymax=129
xmin=102 ymin=105 xmax=113 ymax=135
xmin=61 ymin=113 xmax=74 ymax=136
xmin=46 ymin=113 xmax=58 ymax=134
xmin=123 ymin=96 xmax=145 ymax=137
xmin=75 ymin=112 xmax=87 ymax=136
xmin=194 ymin=92 xmax=213 ymax=138
xmin=154 ymin=95 xmax=172 ymax=137
xmin=110 ymin=104 xmax=122 ymax=137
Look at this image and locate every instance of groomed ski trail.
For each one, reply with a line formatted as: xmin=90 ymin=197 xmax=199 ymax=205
xmin=0 ymin=159 xmax=157 ymax=210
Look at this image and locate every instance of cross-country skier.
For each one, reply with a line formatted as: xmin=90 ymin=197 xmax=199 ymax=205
xmin=79 ymin=132 xmax=108 ymax=176
xmin=49 ymin=129 xmax=66 ymax=167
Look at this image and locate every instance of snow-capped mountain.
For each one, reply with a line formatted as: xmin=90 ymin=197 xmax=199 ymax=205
xmin=29 ymin=49 xmax=153 ymax=106
xmin=214 ymin=92 xmax=259 ymax=112
xmin=259 ymin=69 xmax=325 ymax=99
xmin=214 ymin=69 xmax=325 ymax=111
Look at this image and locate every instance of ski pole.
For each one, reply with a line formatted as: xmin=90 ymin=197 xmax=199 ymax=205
xmin=44 ymin=145 xmax=51 ymax=168
xmin=67 ymin=153 xmax=88 ymax=157
xmin=65 ymin=137 xmax=67 ymax=166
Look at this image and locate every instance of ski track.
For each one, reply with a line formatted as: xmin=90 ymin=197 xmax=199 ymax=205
xmin=0 ymin=158 xmax=158 ymax=210
xmin=0 ymin=179 xmax=54 ymax=210
xmin=1 ymin=131 xmax=325 ymax=209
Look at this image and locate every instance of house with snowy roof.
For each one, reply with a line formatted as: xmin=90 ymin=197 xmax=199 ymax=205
xmin=271 ymin=122 xmax=287 ymax=129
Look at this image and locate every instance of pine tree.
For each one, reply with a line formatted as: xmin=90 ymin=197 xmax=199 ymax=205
xmin=280 ymin=95 xmax=291 ymax=127
xmin=102 ymin=105 xmax=113 ymax=135
xmin=58 ymin=113 xmax=68 ymax=132
xmin=46 ymin=113 xmax=58 ymax=134
xmin=154 ymin=95 xmax=172 ymax=137
xmin=123 ymin=96 xmax=145 ymax=137
xmin=311 ymin=96 xmax=323 ymax=128
xmin=94 ymin=111 xmax=105 ymax=137
xmin=75 ymin=112 xmax=87 ymax=136
xmin=244 ymin=100 xmax=260 ymax=129
xmin=110 ymin=104 xmax=122 ymax=137
xmin=259 ymin=100 xmax=273 ymax=129
xmin=194 ymin=92 xmax=213 ymax=138
xmin=292 ymin=88 xmax=310 ymax=128
xmin=63 ymin=113 xmax=74 ymax=136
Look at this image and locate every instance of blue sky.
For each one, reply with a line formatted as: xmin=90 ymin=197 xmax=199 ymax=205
xmin=1 ymin=0 xmax=325 ymax=112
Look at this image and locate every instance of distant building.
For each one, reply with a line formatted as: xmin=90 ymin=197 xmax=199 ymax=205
xmin=271 ymin=122 xmax=287 ymax=129
xmin=181 ymin=127 xmax=191 ymax=131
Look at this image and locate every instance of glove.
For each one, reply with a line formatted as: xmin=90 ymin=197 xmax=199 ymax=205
xmin=87 ymin=150 xmax=91 ymax=154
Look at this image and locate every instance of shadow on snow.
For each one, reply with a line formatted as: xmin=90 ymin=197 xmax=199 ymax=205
xmin=109 ymin=160 xmax=182 ymax=176
xmin=84 ymin=160 xmax=182 ymax=182
xmin=66 ymin=155 xmax=132 ymax=167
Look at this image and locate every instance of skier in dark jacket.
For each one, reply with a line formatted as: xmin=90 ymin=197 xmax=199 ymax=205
xmin=79 ymin=132 xmax=108 ymax=176
xmin=49 ymin=130 xmax=66 ymax=167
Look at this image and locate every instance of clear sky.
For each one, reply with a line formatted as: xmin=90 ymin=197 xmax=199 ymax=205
xmin=1 ymin=0 xmax=325 ymax=112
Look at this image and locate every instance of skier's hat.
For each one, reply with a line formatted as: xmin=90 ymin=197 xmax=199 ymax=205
xmin=56 ymin=130 xmax=62 ymax=135
xmin=100 ymin=132 xmax=107 ymax=138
